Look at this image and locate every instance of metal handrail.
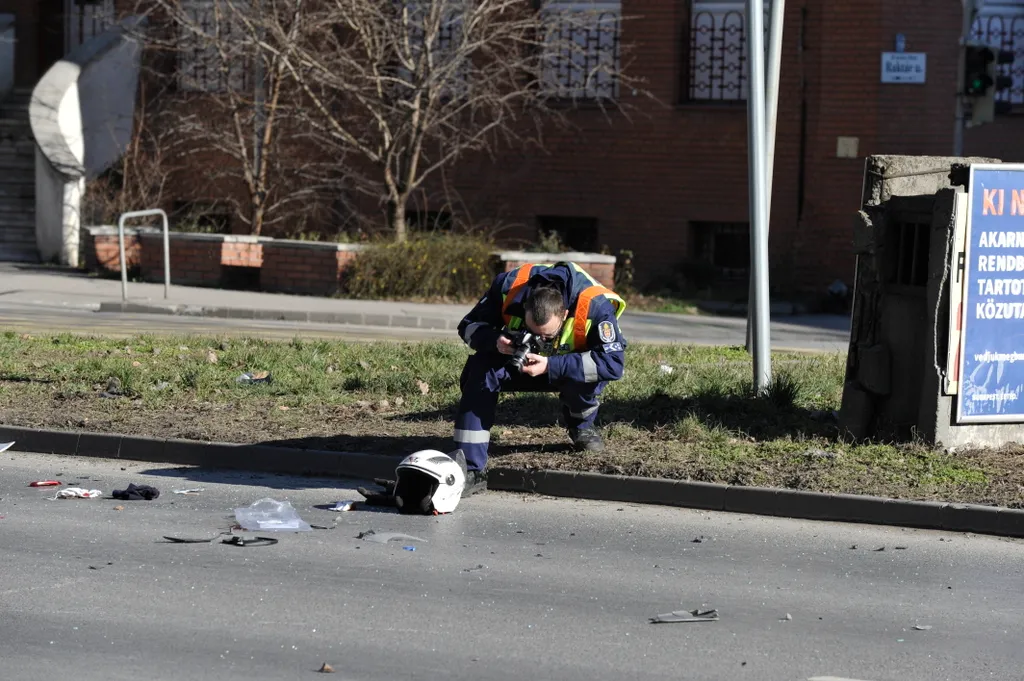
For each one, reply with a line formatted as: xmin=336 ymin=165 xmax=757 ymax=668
xmin=118 ymin=209 xmax=169 ymax=301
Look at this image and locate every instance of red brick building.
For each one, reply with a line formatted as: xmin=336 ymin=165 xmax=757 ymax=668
xmin=3 ymin=0 xmax=1024 ymax=296
xmin=440 ymin=0 xmax=1024 ymax=295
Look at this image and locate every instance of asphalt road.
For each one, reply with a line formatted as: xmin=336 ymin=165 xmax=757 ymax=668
xmin=1 ymin=452 xmax=1020 ymax=681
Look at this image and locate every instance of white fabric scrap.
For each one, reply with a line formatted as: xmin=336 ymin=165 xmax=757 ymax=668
xmin=56 ymin=487 xmax=102 ymax=499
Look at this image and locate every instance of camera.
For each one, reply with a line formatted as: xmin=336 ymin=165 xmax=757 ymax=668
xmin=506 ymin=330 xmax=542 ymax=373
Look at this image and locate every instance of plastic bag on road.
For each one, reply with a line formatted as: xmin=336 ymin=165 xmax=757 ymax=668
xmin=234 ymin=498 xmax=312 ymax=532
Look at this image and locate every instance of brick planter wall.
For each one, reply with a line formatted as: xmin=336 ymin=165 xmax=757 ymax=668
xmin=80 ymin=229 xmax=617 ymax=298
xmin=496 ymin=251 xmax=617 ymax=289
xmin=261 ymin=240 xmax=367 ymax=296
xmin=82 ymin=226 xmax=144 ymax=275
xmin=138 ymin=233 xmax=267 ymax=287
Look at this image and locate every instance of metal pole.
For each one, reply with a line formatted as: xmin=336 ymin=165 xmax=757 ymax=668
xmin=161 ymin=212 xmax=170 ymax=299
xmin=117 ymin=209 xmax=171 ymax=302
xmin=954 ymin=0 xmax=974 ymax=156
xmin=746 ymin=0 xmax=772 ymax=392
xmin=118 ymin=216 xmax=128 ymax=302
xmin=747 ymin=0 xmax=785 ymax=352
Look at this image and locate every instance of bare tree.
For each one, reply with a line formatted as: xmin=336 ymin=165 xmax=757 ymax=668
xmin=133 ymin=0 xmax=350 ymax=236
xmin=242 ymin=0 xmax=641 ymax=241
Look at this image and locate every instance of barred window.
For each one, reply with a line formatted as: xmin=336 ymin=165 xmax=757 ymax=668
xmin=176 ymin=0 xmax=250 ymax=93
xmin=64 ymin=0 xmax=117 ymax=53
xmin=396 ymin=1 xmax=468 ymax=99
xmin=971 ymin=2 xmax=1024 ymax=109
xmin=687 ymin=0 xmax=770 ymax=102
xmin=540 ymin=1 xmax=621 ymax=100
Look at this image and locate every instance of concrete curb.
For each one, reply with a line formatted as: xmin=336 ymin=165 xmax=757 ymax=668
xmin=97 ymin=301 xmax=457 ymax=331
xmin=0 ymin=424 xmax=402 ymax=481
xmin=487 ymin=469 xmax=1024 ymax=538
xmin=5 ymin=423 xmax=1019 ymax=538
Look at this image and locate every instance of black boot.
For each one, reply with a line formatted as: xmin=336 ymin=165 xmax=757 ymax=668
xmin=569 ymin=428 xmax=605 ymax=453
xmin=464 ymin=469 xmax=488 ymax=496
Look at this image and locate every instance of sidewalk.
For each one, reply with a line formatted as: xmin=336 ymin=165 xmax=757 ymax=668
xmin=0 ymin=263 xmax=852 ymax=350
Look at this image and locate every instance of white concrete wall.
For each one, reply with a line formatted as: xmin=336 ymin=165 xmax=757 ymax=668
xmin=0 ymin=14 xmax=14 ymax=101
xmin=30 ymin=17 xmax=146 ymax=266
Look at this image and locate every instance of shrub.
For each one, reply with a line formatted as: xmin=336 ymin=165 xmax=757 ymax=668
xmin=343 ymin=234 xmax=496 ymax=301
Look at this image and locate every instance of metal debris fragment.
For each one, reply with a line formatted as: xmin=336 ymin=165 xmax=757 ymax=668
xmin=357 ymin=530 xmax=427 ymax=545
xmin=649 ymin=608 xmax=719 ymax=624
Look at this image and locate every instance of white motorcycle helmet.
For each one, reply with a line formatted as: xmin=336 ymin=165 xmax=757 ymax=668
xmin=394 ymin=449 xmax=468 ymax=514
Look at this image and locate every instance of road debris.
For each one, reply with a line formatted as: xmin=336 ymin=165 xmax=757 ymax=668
xmin=99 ymin=376 xmax=122 ymax=399
xmin=0 ymin=441 xmax=15 ymax=453
xmin=112 ymin=483 xmax=161 ymax=501
xmin=692 ymin=535 xmax=707 ymax=543
xmin=221 ymin=536 xmax=278 ymax=548
xmin=113 ymin=505 xmax=125 ymax=511
xmin=357 ymin=530 xmax=427 ymax=545
xmin=56 ymin=487 xmax=102 ymax=499
xmin=462 ymin=564 xmax=487 ymax=572
xmin=163 ymin=533 xmax=228 ymax=544
xmin=173 ymin=488 xmax=205 ymax=495
xmin=29 ymin=480 xmax=61 ymax=487
xmin=913 ymin=624 xmax=933 ymax=631
xmin=206 ymin=350 xmax=219 ymax=364
xmin=235 ymin=498 xmax=312 ymax=532
xmin=416 ymin=380 xmax=430 ymax=395
xmin=781 ymin=613 xmax=793 ymax=621
xmin=318 ymin=663 xmax=335 ymax=673
xmin=659 ymin=364 xmax=674 ymax=374
xmin=328 ymin=500 xmax=358 ymax=512
xmin=237 ymin=371 xmax=272 ymax=385
xmin=403 ymin=546 xmax=416 ymax=551
xmin=649 ymin=608 xmax=719 ymax=624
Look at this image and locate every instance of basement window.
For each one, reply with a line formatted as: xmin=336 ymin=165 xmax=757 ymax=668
xmin=536 ymin=215 xmax=599 ymax=252
xmin=691 ymin=220 xmax=749 ymax=279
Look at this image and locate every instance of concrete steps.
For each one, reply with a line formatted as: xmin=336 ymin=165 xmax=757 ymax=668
xmin=0 ymin=89 xmax=38 ymax=263
xmin=0 ymin=244 xmax=39 ymax=262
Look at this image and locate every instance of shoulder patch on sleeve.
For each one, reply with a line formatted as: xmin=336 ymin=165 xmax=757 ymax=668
xmin=598 ymin=320 xmax=616 ymax=343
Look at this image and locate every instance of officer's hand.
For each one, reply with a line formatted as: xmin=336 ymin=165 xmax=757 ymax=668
xmin=521 ymin=353 xmax=548 ymax=377
xmin=496 ymin=335 xmax=515 ymax=355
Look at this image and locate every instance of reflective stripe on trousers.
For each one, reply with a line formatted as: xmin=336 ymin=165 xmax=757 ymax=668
xmin=454 ymin=351 xmax=605 ymax=471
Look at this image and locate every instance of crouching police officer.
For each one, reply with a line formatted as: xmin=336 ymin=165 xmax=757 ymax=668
xmin=454 ymin=261 xmax=627 ymax=494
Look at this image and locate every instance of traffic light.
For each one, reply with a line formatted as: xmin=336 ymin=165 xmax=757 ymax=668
xmin=965 ymin=42 xmax=1016 ymax=126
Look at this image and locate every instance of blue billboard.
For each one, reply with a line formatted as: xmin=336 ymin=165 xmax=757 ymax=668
xmin=958 ymin=164 xmax=1024 ymax=423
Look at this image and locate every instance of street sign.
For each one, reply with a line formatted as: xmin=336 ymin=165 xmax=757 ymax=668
xmin=881 ymin=52 xmax=927 ymax=83
xmin=956 ymin=163 xmax=1024 ymax=423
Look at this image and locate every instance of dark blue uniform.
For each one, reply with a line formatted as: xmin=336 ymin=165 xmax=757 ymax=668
xmin=454 ymin=262 xmax=627 ymax=471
